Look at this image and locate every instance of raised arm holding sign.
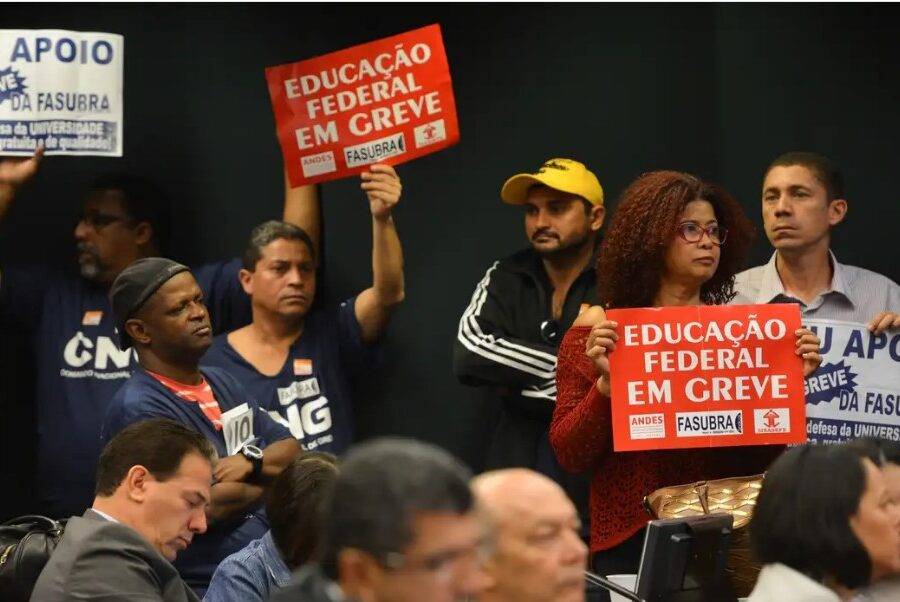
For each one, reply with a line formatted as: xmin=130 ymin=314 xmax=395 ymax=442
xmin=548 ymin=170 xmax=822 ymax=583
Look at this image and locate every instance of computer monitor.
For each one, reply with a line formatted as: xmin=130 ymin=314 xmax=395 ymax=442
xmin=634 ymin=513 xmax=736 ymax=602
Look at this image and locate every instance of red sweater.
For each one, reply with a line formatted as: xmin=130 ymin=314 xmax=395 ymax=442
xmin=550 ymin=326 xmax=782 ymax=553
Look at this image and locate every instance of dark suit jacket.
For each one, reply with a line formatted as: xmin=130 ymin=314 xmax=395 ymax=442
xmin=30 ymin=509 xmax=199 ymax=601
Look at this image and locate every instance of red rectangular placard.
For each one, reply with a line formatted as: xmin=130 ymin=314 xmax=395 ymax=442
xmin=606 ymin=304 xmax=807 ymax=452
xmin=265 ymin=24 xmax=460 ymax=186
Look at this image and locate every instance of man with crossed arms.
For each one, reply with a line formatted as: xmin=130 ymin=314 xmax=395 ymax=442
xmin=101 ymin=258 xmax=301 ymax=595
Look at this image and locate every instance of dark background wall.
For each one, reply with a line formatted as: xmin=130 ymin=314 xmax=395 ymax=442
xmin=2 ymin=3 xmax=898 ymax=518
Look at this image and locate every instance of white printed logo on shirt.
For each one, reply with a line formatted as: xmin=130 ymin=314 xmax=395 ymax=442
xmin=272 ymin=378 xmax=332 ymax=442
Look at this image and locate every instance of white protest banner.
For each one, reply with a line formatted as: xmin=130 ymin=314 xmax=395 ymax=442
xmin=805 ymin=319 xmax=900 ymax=444
xmin=0 ymin=30 xmax=123 ymax=156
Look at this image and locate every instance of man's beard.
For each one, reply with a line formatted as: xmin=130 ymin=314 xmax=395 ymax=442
xmin=77 ymin=243 xmax=103 ymax=281
xmin=531 ymin=230 xmax=592 ymax=260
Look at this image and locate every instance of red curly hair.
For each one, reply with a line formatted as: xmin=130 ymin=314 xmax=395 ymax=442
xmin=597 ymin=170 xmax=755 ymax=308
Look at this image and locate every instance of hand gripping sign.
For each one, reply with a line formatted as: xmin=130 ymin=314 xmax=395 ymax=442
xmin=607 ymin=304 xmax=807 ymax=452
xmin=0 ymin=30 xmax=124 ymax=156
xmin=266 ymin=24 xmax=460 ymax=186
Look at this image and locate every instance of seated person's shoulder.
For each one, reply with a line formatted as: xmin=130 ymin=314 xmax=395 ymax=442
xmin=573 ymin=305 xmax=606 ymax=328
xmin=202 ymin=365 xmax=250 ymax=397
xmin=88 ymin=518 xmax=155 ymax=551
xmin=59 ymin=516 xmax=162 ymax=567
xmin=113 ymin=375 xmax=169 ymax=410
xmin=56 ymin=520 xmax=175 ymax=596
xmin=208 ymin=538 xmax=263 ymax=580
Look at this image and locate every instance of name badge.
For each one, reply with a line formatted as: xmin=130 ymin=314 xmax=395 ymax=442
xmin=82 ymin=311 xmax=103 ymax=326
xmin=294 ymin=359 xmax=313 ymax=376
xmin=221 ymin=403 xmax=255 ymax=456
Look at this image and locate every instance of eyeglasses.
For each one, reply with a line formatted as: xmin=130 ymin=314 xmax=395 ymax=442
xmin=676 ymin=221 xmax=727 ymax=245
xmin=76 ymin=211 xmax=131 ymax=230
xmin=381 ymin=539 xmax=490 ymax=584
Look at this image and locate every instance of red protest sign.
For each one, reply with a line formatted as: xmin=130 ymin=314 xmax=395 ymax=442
xmin=265 ymin=24 xmax=459 ymax=186
xmin=606 ymin=304 xmax=807 ymax=452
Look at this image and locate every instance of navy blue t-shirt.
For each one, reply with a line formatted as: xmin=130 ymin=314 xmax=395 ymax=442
xmin=201 ymin=297 xmax=374 ymax=454
xmin=101 ymin=365 xmax=292 ymax=594
xmin=0 ymin=259 xmax=251 ymax=518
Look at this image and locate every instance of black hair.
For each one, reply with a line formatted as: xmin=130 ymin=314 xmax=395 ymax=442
xmin=844 ymin=437 xmax=900 ymax=467
xmin=766 ymin=152 xmax=845 ymax=201
xmin=750 ymin=444 xmax=873 ymax=589
xmin=95 ymin=418 xmax=217 ymax=497
xmin=267 ymin=452 xmax=339 ymax=569
xmin=242 ymin=220 xmax=317 ymax=270
xmin=320 ymin=438 xmax=473 ymax=579
xmin=89 ymin=173 xmax=171 ymax=251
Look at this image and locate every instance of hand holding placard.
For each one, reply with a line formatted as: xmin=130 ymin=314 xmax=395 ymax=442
xmin=0 ymin=144 xmax=43 ymax=188
xmin=360 ymin=164 xmax=401 ymax=221
xmin=867 ymin=311 xmax=900 ymax=335
xmin=795 ymin=327 xmax=822 ymax=377
xmin=585 ymin=317 xmax=618 ymax=397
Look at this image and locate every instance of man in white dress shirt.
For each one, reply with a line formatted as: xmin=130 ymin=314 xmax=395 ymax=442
xmin=733 ymin=151 xmax=899 ymax=332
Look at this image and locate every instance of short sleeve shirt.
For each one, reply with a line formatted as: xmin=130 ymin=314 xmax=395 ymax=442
xmin=201 ymin=297 xmax=375 ymax=454
xmin=101 ymin=365 xmax=292 ymax=593
xmin=0 ymin=259 xmax=251 ymax=518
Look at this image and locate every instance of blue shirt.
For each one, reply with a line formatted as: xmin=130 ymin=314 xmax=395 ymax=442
xmin=203 ymin=531 xmax=291 ymax=602
xmin=0 ymin=259 xmax=251 ymax=518
xmin=201 ymin=298 xmax=375 ymax=454
xmin=101 ymin=365 xmax=292 ymax=595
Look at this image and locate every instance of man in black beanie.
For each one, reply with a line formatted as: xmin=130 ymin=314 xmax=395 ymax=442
xmin=101 ymin=257 xmax=301 ymax=596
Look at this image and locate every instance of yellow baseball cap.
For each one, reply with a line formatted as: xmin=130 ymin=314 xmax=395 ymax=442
xmin=500 ymin=158 xmax=604 ymax=206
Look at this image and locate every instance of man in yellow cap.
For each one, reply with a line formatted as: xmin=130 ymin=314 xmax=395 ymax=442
xmin=453 ymin=158 xmax=605 ymax=542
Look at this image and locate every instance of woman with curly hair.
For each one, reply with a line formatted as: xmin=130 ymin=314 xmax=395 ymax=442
xmin=549 ymin=170 xmax=823 ymax=584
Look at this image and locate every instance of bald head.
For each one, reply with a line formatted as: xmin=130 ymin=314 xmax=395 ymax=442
xmin=473 ymin=469 xmax=568 ymax=524
xmin=472 ymin=469 xmax=587 ymax=602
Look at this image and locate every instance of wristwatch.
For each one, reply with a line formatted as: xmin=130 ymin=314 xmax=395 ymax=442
xmin=241 ymin=444 xmax=264 ymax=480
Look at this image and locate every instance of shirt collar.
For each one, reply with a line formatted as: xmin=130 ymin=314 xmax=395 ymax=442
xmin=756 ymin=250 xmax=854 ymax=307
xmin=755 ymin=563 xmax=840 ymax=601
xmin=262 ymin=531 xmax=293 ymax=587
xmin=90 ymin=508 xmax=119 ymax=523
xmin=827 ymin=251 xmax=851 ymax=300
xmin=755 ymin=252 xmax=786 ymax=304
